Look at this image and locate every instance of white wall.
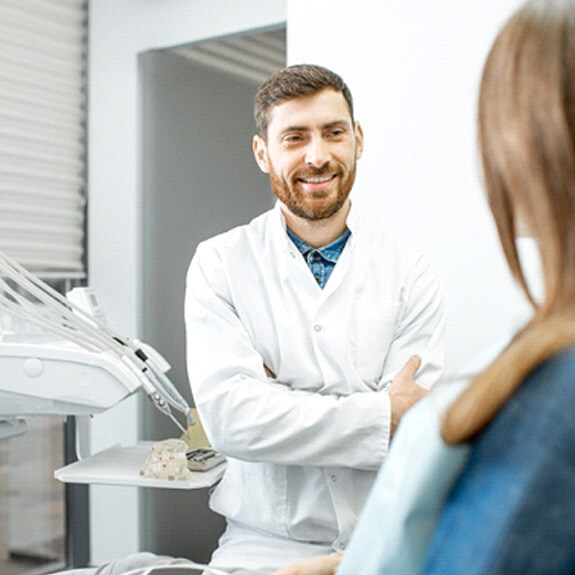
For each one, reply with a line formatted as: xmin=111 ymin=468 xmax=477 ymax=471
xmin=89 ymin=0 xmax=536 ymax=564
xmin=88 ymin=0 xmax=285 ymax=564
xmin=287 ymin=0 xmax=529 ymax=375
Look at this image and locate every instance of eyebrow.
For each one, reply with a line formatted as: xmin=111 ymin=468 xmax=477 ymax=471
xmin=278 ymin=120 xmax=351 ymax=136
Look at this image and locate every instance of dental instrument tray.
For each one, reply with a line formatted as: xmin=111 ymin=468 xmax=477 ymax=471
xmin=54 ymin=442 xmax=226 ymax=490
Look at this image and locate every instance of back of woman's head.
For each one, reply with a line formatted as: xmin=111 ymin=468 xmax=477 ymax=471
xmin=443 ymin=0 xmax=575 ymax=444
xmin=479 ymin=0 xmax=575 ymax=315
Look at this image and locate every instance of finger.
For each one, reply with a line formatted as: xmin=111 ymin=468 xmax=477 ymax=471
xmin=402 ymin=354 xmax=422 ymax=377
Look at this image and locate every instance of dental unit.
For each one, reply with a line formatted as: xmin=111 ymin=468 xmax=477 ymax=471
xmin=0 ymin=249 xmax=194 ymax=438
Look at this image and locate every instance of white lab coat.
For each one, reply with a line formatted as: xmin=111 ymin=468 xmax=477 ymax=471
xmin=184 ymin=202 xmax=446 ymax=569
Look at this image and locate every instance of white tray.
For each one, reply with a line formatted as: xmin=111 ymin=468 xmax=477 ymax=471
xmin=54 ymin=442 xmax=226 ymax=489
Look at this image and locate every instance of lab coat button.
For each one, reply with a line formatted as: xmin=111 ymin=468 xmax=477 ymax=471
xmin=330 ymin=474 xmax=337 ymax=482
xmin=339 ymin=543 xmax=346 ymax=551
xmin=314 ymin=324 xmax=322 ymax=332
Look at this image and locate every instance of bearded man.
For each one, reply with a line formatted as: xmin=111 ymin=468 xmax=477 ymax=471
xmin=184 ymin=64 xmax=447 ymax=574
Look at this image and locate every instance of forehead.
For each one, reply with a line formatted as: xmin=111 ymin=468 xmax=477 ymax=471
xmin=267 ymin=88 xmax=352 ymax=135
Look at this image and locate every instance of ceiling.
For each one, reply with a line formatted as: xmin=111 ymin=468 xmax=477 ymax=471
xmin=172 ymin=27 xmax=286 ymax=85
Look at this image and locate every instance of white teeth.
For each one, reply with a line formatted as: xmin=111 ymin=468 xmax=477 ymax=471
xmin=302 ymin=176 xmax=332 ymax=183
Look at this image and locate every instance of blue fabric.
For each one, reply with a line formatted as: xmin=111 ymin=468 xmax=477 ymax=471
xmin=286 ymin=227 xmax=351 ymax=288
xmin=420 ymin=347 xmax=575 ymax=575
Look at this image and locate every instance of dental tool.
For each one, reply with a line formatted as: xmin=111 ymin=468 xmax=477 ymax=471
xmin=0 ymin=249 xmax=194 ymax=436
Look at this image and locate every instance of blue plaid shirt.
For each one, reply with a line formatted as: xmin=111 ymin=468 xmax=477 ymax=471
xmin=286 ymin=227 xmax=351 ymax=288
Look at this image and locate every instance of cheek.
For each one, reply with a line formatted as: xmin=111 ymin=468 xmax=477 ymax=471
xmin=271 ymin=156 xmax=298 ymax=179
xmin=331 ymin=144 xmax=357 ymax=167
xmin=345 ymin=144 xmax=361 ymax=164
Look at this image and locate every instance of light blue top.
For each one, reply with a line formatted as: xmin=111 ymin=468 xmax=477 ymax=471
xmin=336 ymin=379 xmax=470 ymax=575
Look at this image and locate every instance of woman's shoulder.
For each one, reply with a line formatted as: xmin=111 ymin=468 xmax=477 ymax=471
xmin=464 ymin=345 xmax=575 ymax=483
xmin=505 ymin=345 xmax=575 ymax=433
xmin=528 ymin=345 xmax=575 ymax=388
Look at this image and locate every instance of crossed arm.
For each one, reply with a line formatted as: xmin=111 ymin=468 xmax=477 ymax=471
xmin=265 ymin=354 xmax=427 ymax=440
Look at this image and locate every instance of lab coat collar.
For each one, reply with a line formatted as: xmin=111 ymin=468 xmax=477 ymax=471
xmin=271 ymin=200 xmax=356 ymax=301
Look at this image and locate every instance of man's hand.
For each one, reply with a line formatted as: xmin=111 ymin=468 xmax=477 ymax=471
xmin=273 ymin=553 xmax=343 ymax=575
xmin=388 ymin=355 xmax=427 ymax=438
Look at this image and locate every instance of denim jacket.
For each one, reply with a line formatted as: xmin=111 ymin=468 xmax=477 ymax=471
xmin=421 ymin=346 xmax=575 ymax=575
xmin=338 ymin=346 xmax=575 ymax=575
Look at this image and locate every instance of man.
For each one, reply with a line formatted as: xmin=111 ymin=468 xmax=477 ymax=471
xmin=184 ymin=64 xmax=446 ymax=574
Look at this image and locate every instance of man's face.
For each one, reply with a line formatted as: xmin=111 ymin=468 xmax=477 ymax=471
xmin=253 ymin=88 xmax=364 ymax=221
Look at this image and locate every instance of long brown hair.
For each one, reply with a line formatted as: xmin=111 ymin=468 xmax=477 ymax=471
xmin=442 ymin=0 xmax=575 ymax=444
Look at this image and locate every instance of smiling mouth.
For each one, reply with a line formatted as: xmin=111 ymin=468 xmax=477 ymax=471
xmin=297 ymin=174 xmax=337 ymax=184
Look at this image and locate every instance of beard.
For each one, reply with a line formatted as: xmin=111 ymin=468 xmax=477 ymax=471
xmin=268 ymin=161 xmax=357 ymax=221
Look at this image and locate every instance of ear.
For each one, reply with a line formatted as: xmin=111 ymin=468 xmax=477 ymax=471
xmin=253 ymin=135 xmax=271 ymax=173
xmin=354 ymin=122 xmax=364 ymax=160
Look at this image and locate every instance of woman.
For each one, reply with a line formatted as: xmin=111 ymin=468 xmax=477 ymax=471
xmin=275 ymin=0 xmax=575 ymax=573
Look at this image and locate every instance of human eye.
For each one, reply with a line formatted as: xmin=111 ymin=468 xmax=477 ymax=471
xmin=326 ymin=126 xmax=347 ymax=139
xmin=281 ymin=132 xmax=305 ymax=146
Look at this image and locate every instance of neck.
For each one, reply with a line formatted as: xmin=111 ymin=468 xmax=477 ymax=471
xmin=281 ymin=201 xmax=350 ymax=248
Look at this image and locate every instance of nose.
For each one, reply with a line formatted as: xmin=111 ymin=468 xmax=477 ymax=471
xmin=304 ymin=135 xmax=330 ymax=168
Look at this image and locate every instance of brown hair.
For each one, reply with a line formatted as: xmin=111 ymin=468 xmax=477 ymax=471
xmin=254 ymin=64 xmax=354 ymax=138
xmin=442 ymin=0 xmax=575 ymax=444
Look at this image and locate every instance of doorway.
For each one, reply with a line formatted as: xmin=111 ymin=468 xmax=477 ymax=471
xmin=138 ymin=26 xmax=286 ymax=561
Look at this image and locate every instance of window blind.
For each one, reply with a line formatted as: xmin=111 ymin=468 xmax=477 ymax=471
xmin=0 ymin=0 xmax=87 ymax=276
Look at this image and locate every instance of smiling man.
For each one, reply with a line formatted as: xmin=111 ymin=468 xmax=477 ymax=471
xmin=254 ymin=87 xmax=360 ymax=226
xmin=184 ymin=64 xmax=447 ymax=574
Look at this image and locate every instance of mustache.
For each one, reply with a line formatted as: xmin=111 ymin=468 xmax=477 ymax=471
xmin=294 ymin=164 xmax=341 ymax=179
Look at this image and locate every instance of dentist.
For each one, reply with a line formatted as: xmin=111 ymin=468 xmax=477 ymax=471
xmin=184 ymin=64 xmax=446 ymax=574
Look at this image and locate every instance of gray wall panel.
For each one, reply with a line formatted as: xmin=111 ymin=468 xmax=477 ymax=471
xmin=139 ymin=48 xmax=275 ymax=560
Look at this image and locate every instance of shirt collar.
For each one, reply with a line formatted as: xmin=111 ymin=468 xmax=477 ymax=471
xmin=286 ymin=226 xmax=351 ymax=263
